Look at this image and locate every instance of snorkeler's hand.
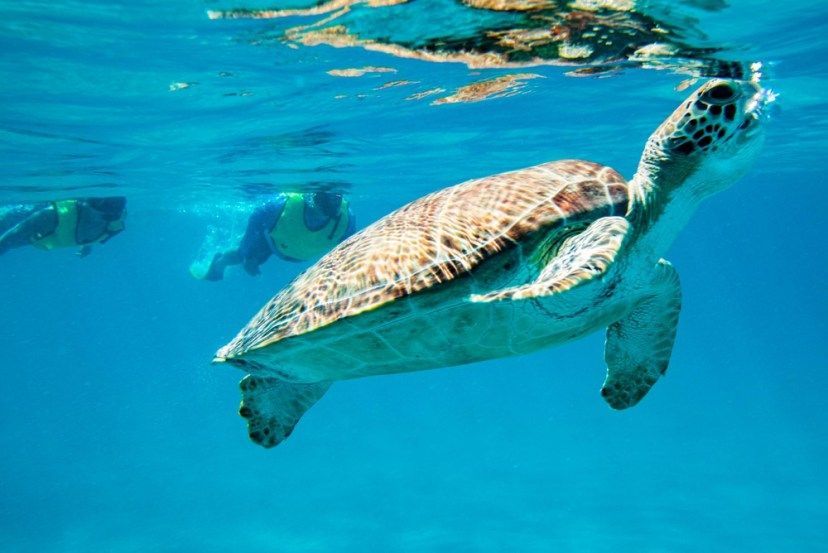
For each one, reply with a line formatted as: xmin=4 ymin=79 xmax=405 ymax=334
xmin=77 ymin=245 xmax=92 ymax=258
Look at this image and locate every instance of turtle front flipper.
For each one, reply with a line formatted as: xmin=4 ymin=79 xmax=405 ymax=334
xmin=470 ymin=216 xmax=630 ymax=303
xmin=602 ymin=259 xmax=681 ymax=409
xmin=238 ymin=376 xmax=331 ymax=448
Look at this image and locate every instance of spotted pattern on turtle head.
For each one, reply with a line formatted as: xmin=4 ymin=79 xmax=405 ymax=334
xmin=650 ymin=79 xmax=762 ymax=159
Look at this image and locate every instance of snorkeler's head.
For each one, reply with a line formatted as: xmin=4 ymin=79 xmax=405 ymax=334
xmin=309 ymin=192 xmax=344 ymax=218
xmin=87 ymin=196 xmax=127 ymax=221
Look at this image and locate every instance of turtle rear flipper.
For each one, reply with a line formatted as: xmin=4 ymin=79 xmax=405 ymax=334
xmin=470 ymin=216 xmax=630 ymax=303
xmin=238 ymin=376 xmax=331 ymax=448
xmin=602 ymin=259 xmax=681 ymax=409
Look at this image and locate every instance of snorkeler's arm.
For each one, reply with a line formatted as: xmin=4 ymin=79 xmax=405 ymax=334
xmin=235 ymin=196 xmax=290 ymax=267
xmin=98 ymin=226 xmax=123 ymax=245
xmin=74 ymin=222 xmax=124 ymax=257
xmin=257 ymin=196 xmax=287 ymax=251
xmin=245 ymin=197 xmax=287 ymax=242
xmin=343 ymin=207 xmax=356 ymax=238
xmin=268 ymin=196 xmax=287 ymax=229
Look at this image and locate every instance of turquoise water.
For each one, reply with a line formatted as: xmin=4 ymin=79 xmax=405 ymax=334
xmin=1 ymin=0 xmax=827 ymax=551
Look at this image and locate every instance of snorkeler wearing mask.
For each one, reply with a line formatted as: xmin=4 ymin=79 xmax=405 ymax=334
xmin=199 ymin=191 xmax=355 ymax=281
xmin=0 ymin=196 xmax=127 ymax=257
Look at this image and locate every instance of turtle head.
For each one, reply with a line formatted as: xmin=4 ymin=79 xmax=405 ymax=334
xmin=636 ymin=79 xmax=771 ymax=202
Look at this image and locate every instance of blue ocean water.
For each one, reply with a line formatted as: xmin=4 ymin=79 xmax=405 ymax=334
xmin=1 ymin=0 xmax=827 ymax=551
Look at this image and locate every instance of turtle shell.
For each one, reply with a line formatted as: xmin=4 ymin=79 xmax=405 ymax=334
xmin=217 ymin=159 xmax=628 ymax=359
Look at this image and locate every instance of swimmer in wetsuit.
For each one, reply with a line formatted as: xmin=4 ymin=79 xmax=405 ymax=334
xmin=201 ymin=191 xmax=355 ymax=281
xmin=0 ymin=196 xmax=127 ymax=257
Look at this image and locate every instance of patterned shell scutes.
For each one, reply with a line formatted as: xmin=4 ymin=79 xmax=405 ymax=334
xmin=227 ymin=160 xmax=628 ymax=355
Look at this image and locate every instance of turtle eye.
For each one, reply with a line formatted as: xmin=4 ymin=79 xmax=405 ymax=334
xmin=702 ymin=83 xmax=737 ymax=105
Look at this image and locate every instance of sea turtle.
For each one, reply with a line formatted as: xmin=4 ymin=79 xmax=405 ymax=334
xmin=215 ymin=79 xmax=770 ymax=448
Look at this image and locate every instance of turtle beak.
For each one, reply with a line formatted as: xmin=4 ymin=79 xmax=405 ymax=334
xmin=213 ymin=345 xmax=250 ymax=368
xmin=214 ymin=343 xmax=236 ymax=363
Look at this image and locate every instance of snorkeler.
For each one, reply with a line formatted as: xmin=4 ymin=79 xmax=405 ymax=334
xmin=198 ymin=191 xmax=355 ymax=281
xmin=0 ymin=196 xmax=127 ymax=257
